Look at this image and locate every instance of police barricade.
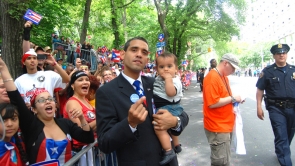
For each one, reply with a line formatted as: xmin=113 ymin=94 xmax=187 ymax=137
xmin=52 ymin=42 xmax=96 ymax=71
xmin=63 ymin=139 xmax=118 ymax=166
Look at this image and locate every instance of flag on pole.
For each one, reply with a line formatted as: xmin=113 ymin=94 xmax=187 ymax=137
xmin=111 ymin=49 xmax=121 ymax=63
xmin=24 ymin=9 xmax=42 ymax=25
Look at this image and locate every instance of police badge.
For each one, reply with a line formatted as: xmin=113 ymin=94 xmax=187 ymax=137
xmin=37 ymin=76 xmax=45 ymax=82
xmin=278 ymin=44 xmax=282 ymax=48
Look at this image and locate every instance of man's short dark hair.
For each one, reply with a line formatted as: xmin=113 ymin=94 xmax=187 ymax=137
xmin=210 ymin=59 xmax=216 ymax=63
xmin=123 ymin=37 xmax=148 ymax=51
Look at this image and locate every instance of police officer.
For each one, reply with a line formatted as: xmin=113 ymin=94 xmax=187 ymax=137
xmin=256 ymin=44 xmax=295 ymax=166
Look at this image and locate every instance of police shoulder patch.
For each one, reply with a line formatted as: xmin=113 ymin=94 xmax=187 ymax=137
xmin=259 ymin=72 xmax=264 ymax=79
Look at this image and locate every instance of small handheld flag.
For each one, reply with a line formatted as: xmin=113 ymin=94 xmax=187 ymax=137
xmin=24 ymin=9 xmax=42 ymax=25
xmin=111 ymin=49 xmax=121 ymax=63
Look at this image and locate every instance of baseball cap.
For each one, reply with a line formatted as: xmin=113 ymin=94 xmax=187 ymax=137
xmin=44 ymin=46 xmax=52 ymax=52
xmin=221 ymin=53 xmax=240 ymax=69
xmin=35 ymin=46 xmax=45 ymax=52
xmin=22 ymin=49 xmax=37 ymax=64
xmin=56 ymin=58 xmax=63 ymax=61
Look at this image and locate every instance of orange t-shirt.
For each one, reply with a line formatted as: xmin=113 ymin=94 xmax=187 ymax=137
xmin=203 ymin=69 xmax=235 ymax=132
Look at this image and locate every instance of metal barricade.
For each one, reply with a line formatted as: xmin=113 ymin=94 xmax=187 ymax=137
xmin=52 ymin=42 xmax=97 ymax=72
xmin=63 ymin=139 xmax=118 ymax=166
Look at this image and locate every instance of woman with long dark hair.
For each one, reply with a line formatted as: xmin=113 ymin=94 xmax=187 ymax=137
xmin=0 ymin=103 xmax=28 ymax=165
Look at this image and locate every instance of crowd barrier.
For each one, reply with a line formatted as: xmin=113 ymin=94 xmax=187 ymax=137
xmin=52 ymin=42 xmax=97 ymax=72
xmin=64 ymin=139 xmax=118 ymax=166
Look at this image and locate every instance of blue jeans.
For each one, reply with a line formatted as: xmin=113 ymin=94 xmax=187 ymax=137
xmin=268 ymin=105 xmax=295 ymax=166
xmin=156 ymin=104 xmax=183 ymax=116
xmin=91 ymin=55 xmax=97 ymax=71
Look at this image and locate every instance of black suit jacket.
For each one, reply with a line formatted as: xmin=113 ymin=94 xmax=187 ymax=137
xmin=96 ymin=74 xmax=189 ymax=166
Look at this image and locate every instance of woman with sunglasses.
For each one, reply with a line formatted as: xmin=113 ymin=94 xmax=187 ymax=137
xmin=0 ymin=58 xmax=94 ymax=165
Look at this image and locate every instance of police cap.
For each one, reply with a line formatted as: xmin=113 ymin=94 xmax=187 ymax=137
xmin=270 ymin=44 xmax=290 ymax=54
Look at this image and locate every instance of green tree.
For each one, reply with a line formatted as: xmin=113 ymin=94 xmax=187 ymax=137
xmin=0 ymin=0 xmax=28 ymax=78
xmin=153 ymin=0 xmax=247 ymax=61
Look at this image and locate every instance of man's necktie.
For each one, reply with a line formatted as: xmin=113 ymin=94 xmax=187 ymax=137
xmin=133 ymin=80 xmax=147 ymax=106
xmin=133 ymin=80 xmax=145 ymax=98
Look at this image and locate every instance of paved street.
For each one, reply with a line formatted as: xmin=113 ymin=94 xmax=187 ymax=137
xmin=178 ymin=76 xmax=295 ymax=166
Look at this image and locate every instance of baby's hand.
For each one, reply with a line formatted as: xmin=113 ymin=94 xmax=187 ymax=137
xmin=161 ymin=73 xmax=173 ymax=80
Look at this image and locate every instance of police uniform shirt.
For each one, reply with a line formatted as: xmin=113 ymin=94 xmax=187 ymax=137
xmin=256 ymin=63 xmax=295 ymax=99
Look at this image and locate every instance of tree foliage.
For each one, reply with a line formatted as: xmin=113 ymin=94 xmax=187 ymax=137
xmin=1 ymin=0 xmax=249 ymax=78
xmin=153 ymin=0 xmax=247 ymax=61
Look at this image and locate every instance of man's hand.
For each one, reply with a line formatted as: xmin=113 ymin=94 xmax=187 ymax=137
xmin=24 ymin=21 xmax=33 ymax=28
xmin=45 ymin=53 xmax=56 ymax=65
xmin=128 ymin=97 xmax=148 ymax=128
xmin=257 ymin=106 xmax=264 ymax=120
xmin=153 ymin=109 xmax=177 ymax=130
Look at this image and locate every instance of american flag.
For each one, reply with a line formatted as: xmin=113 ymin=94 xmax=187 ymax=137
xmin=182 ymin=60 xmax=188 ymax=66
xmin=24 ymin=9 xmax=42 ymax=25
xmin=101 ymin=46 xmax=107 ymax=53
xmin=100 ymin=56 xmax=107 ymax=64
xmin=111 ymin=49 xmax=121 ymax=63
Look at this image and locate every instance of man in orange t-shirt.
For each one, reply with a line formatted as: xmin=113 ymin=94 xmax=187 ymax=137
xmin=203 ymin=53 xmax=243 ymax=166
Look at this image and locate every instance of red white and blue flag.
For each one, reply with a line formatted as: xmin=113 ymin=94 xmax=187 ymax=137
xmin=0 ymin=139 xmax=23 ymax=166
xmin=35 ymin=138 xmax=72 ymax=165
xmin=111 ymin=49 xmax=121 ymax=63
xmin=24 ymin=9 xmax=43 ymax=25
xmin=100 ymin=56 xmax=107 ymax=64
xmin=101 ymin=46 xmax=107 ymax=53
xmin=182 ymin=60 xmax=188 ymax=66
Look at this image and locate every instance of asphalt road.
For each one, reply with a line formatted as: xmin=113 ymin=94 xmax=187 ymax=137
xmin=177 ymin=76 xmax=295 ymax=166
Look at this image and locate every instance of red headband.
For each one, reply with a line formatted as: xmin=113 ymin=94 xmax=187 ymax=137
xmin=22 ymin=54 xmax=32 ymax=64
xmin=30 ymin=89 xmax=49 ymax=106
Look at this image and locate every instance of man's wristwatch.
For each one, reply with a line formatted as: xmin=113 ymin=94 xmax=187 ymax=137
xmin=172 ymin=117 xmax=181 ymax=130
xmin=231 ymin=96 xmax=236 ymax=103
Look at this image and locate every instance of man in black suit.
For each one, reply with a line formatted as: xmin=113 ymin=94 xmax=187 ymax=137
xmin=96 ymin=37 xmax=189 ymax=166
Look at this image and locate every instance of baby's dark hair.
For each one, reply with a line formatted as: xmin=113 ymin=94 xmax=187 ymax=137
xmin=0 ymin=103 xmax=28 ymax=164
xmin=156 ymin=52 xmax=178 ymax=66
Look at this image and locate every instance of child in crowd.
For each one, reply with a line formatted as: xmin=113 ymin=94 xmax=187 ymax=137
xmin=0 ymin=103 xmax=28 ymax=166
xmin=153 ymin=52 xmax=183 ymax=165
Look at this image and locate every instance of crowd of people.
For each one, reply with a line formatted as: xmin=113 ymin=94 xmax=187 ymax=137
xmin=0 ymin=21 xmax=190 ymax=166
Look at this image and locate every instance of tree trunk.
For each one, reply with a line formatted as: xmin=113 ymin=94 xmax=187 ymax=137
xmin=80 ymin=0 xmax=92 ymax=44
xmin=0 ymin=0 xmax=26 ymax=79
xmin=153 ymin=0 xmax=170 ymax=51
xmin=110 ymin=0 xmax=120 ymax=48
xmin=122 ymin=6 xmax=128 ymax=43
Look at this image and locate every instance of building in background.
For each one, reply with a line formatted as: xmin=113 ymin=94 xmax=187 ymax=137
xmin=240 ymin=0 xmax=295 ymax=65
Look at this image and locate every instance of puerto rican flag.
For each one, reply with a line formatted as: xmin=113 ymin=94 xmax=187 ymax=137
xmin=111 ymin=49 xmax=121 ymax=63
xmin=100 ymin=55 xmax=107 ymax=64
xmin=24 ymin=9 xmax=42 ymax=25
xmin=35 ymin=137 xmax=72 ymax=165
xmin=0 ymin=140 xmax=23 ymax=166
